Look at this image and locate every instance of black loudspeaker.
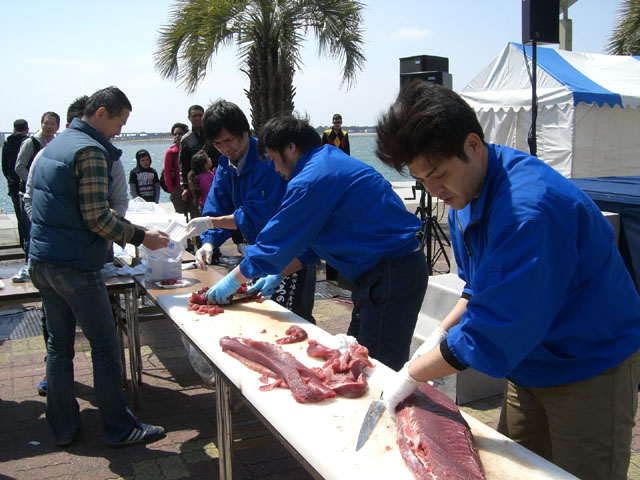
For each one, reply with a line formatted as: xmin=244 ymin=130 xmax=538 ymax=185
xmin=522 ymin=0 xmax=559 ymax=44
xmin=400 ymin=55 xmax=449 ymax=74
xmin=400 ymin=71 xmax=452 ymax=89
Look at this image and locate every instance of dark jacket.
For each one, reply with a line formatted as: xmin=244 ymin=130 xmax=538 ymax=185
xmin=179 ymin=129 xmax=219 ymax=187
xmin=29 ymin=119 xmax=114 ymax=270
xmin=1 ymin=133 xmax=28 ymax=195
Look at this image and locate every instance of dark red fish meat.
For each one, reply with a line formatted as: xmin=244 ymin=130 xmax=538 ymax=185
xmin=220 ymin=336 xmax=336 ymax=403
xmin=275 ymin=325 xmax=308 ymax=344
xmin=396 ymin=383 xmax=485 ymax=480
xmin=221 ymin=336 xmax=374 ymax=401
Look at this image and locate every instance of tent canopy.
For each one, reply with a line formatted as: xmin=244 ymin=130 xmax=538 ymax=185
xmin=460 ymin=43 xmax=640 ymax=178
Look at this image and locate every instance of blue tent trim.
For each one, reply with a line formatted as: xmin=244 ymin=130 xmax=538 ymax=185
xmin=512 ymin=42 xmax=623 ymax=108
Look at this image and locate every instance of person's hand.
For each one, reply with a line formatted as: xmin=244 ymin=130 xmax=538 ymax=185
xmin=206 ymin=272 xmax=241 ymax=304
xmin=142 ymin=229 xmax=170 ymax=250
xmin=333 ymin=333 xmax=358 ymax=352
xmin=181 ymin=189 xmax=190 ymax=202
xmin=247 ymin=273 xmax=283 ymax=297
xmin=382 ymin=363 xmax=420 ymax=418
xmin=195 ymin=243 xmax=214 ymax=270
xmin=184 ymin=216 xmax=213 ymax=239
xmin=410 ymin=326 xmax=447 ymax=361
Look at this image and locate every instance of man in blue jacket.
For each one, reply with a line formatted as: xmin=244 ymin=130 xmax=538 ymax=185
xmin=204 ymin=115 xmax=428 ymax=371
xmin=378 ymin=81 xmax=640 ymax=480
xmin=184 ymin=100 xmax=316 ymax=322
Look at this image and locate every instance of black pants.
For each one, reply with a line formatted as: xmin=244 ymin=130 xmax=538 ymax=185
xmin=348 ymin=249 xmax=428 ymax=371
xmin=271 ymin=265 xmax=317 ymax=324
xmin=9 ymin=193 xmax=24 ymax=248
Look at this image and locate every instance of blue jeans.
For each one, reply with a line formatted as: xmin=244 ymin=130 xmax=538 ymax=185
xmin=29 ymin=260 xmax=136 ymax=444
xmin=348 ymin=249 xmax=429 ymax=371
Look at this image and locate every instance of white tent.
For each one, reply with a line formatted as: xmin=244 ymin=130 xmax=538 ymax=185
xmin=460 ymin=42 xmax=640 ymax=178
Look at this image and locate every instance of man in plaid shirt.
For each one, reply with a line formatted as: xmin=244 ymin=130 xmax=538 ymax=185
xmin=28 ymin=86 xmax=169 ymax=448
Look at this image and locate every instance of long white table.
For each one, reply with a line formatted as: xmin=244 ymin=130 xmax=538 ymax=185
xmin=137 ymin=267 xmax=578 ymax=480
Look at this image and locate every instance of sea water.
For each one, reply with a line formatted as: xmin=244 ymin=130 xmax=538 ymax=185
xmin=0 ymin=134 xmax=410 ymax=214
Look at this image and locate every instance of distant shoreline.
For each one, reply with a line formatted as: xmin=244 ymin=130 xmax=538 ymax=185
xmin=113 ymin=136 xmax=172 ymax=144
xmin=112 ymin=131 xmax=375 ymax=143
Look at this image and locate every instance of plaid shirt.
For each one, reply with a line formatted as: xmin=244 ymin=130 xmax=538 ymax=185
xmin=75 ymin=146 xmax=138 ymax=246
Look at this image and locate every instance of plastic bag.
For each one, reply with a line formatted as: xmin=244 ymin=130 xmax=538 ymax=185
xmin=140 ymin=239 xmax=184 ymax=282
xmin=181 ymin=336 xmax=215 ymax=384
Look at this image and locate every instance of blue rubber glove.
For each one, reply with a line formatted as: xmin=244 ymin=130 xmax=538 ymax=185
xmin=206 ymin=272 xmax=241 ymax=304
xmin=247 ymin=273 xmax=283 ymax=297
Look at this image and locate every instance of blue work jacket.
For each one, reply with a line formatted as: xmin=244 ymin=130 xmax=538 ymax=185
xmin=200 ymin=137 xmax=287 ymax=247
xmin=447 ymin=144 xmax=640 ymax=387
xmin=239 ymin=145 xmax=421 ymax=282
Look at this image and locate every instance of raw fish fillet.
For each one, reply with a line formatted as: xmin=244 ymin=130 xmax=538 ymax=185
xmin=275 ymin=325 xmax=308 ymax=344
xmin=220 ymin=336 xmax=373 ymax=401
xmin=220 ymin=336 xmax=336 ymax=403
xmin=396 ymin=383 xmax=485 ymax=480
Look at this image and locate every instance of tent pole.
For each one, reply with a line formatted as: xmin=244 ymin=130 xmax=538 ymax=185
xmin=529 ymin=41 xmax=538 ymax=157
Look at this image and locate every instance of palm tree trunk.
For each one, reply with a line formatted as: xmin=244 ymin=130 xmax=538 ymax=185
xmin=245 ymin=26 xmax=295 ymax=134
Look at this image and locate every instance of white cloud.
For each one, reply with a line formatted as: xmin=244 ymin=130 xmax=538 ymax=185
xmin=389 ymin=27 xmax=433 ymax=41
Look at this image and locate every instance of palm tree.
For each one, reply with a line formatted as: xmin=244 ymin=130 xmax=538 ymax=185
xmin=154 ymin=0 xmax=366 ymax=133
xmin=607 ymin=0 xmax=640 ymax=55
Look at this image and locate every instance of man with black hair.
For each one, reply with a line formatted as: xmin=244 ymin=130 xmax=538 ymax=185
xmin=1 ymin=118 xmax=29 ymax=247
xmin=179 ymin=104 xmax=220 ymax=188
xmin=24 ymin=95 xmax=129 ymax=396
xmin=204 ymin=115 xmax=428 ymax=371
xmin=15 ymin=111 xmax=59 ymax=257
xmin=377 ymin=81 xmax=640 ymax=480
xmin=321 ymin=113 xmax=350 ymax=155
xmin=184 ymin=100 xmax=316 ymax=322
xmin=29 ymin=86 xmax=169 ymax=448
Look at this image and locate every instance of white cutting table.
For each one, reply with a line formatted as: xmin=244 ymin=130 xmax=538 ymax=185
xmin=140 ymin=267 xmax=577 ymax=480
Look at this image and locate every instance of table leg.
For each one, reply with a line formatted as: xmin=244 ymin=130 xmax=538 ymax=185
xmin=215 ymin=371 xmax=233 ymax=479
xmin=124 ymin=289 xmax=140 ymax=410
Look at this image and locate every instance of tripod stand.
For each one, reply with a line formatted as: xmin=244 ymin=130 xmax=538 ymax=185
xmin=412 ymin=182 xmax=451 ymax=275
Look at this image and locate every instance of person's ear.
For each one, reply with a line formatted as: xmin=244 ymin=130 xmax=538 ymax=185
xmin=464 ymin=133 xmax=483 ymax=161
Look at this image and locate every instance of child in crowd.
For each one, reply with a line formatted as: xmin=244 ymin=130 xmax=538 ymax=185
xmin=187 ymin=149 xmax=215 ymax=212
xmin=129 ymin=149 xmax=160 ymax=203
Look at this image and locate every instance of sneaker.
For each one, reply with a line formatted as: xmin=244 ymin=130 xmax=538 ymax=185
xmin=11 ymin=265 xmax=29 ymax=283
xmin=108 ymin=423 xmax=165 ymax=447
xmin=37 ymin=377 xmax=47 ymax=396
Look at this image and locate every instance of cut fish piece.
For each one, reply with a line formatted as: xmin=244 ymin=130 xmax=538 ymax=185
xmin=396 ymin=383 xmax=485 ymax=480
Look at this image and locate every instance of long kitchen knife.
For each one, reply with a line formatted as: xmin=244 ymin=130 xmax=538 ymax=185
xmin=355 ymin=396 xmax=385 ymax=451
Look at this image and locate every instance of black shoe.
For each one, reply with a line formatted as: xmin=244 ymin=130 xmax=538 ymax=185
xmin=37 ymin=377 xmax=47 ymax=396
xmin=108 ymin=424 xmax=165 ymax=447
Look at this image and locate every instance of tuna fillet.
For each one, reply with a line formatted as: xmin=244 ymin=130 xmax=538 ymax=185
xmin=396 ymin=383 xmax=485 ymax=480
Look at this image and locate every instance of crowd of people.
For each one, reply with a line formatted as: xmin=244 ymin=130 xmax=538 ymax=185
xmin=2 ymin=81 xmax=640 ymax=480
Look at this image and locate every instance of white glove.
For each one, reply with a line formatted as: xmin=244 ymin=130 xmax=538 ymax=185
xmin=410 ymin=326 xmax=447 ymax=361
xmin=196 ymin=243 xmax=214 ymax=270
xmin=184 ymin=216 xmax=213 ymax=239
xmin=333 ymin=333 xmax=358 ymax=352
xmin=382 ymin=363 xmax=420 ymax=418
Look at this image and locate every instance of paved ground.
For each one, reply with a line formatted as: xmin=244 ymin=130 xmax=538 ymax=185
xmin=0 ymin=211 xmax=639 ymax=479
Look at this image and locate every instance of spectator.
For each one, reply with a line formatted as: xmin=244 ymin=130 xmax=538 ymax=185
xmin=29 ymin=86 xmax=168 ymax=447
xmin=129 ymin=149 xmax=160 ymax=203
xmin=321 ymin=113 xmax=350 ymax=155
xmin=1 ymin=118 xmax=29 ymax=247
xmin=163 ymin=122 xmax=188 ymax=194
xmin=187 ymin=149 xmax=215 ymax=210
xmin=15 ymin=111 xmax=60 ymax=257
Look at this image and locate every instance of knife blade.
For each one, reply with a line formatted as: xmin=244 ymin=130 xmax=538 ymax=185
xmin=355 ymin=397 xmax=385 ymax=451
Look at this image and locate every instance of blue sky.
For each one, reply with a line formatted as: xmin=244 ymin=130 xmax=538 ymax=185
xmin=0 ymin=0 xmax=623 ymax=132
